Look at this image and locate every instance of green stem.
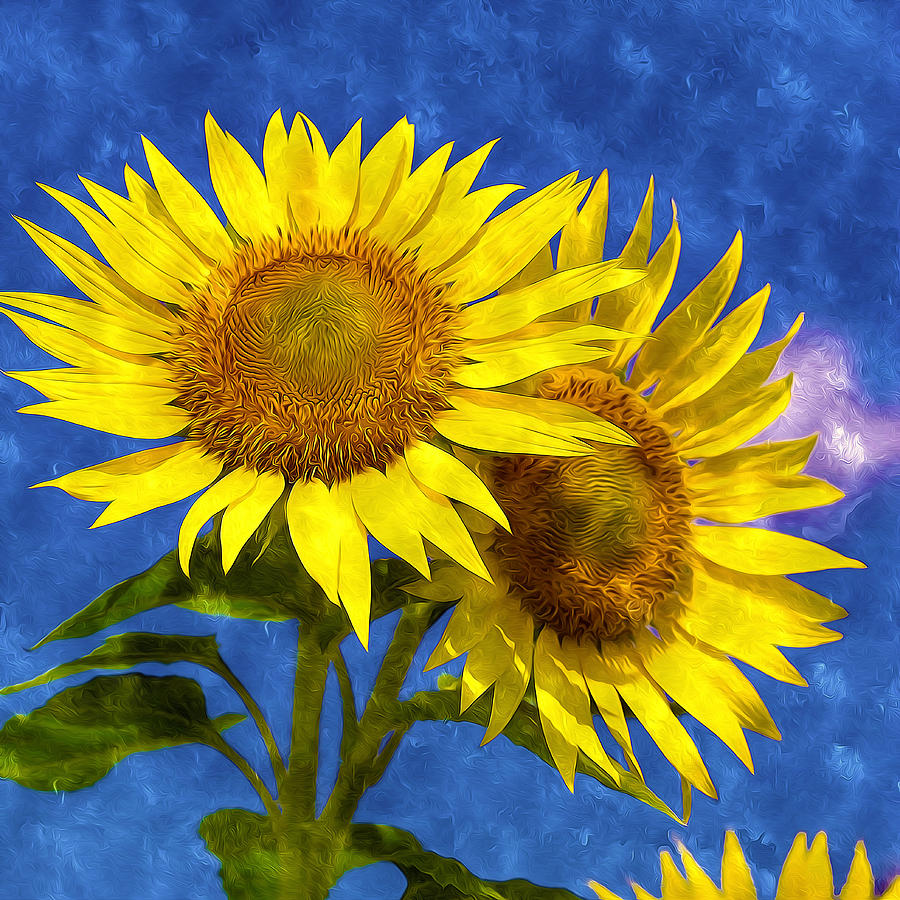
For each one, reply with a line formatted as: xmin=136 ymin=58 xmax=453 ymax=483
xmin=281 ymin=622 xmax=330 ymax=822
xmin=321 ymin=604 xmax=434 ymax=826
xmin=331 ymin=645 xmax=359 ymax=754
xmin=213 ymin=740 xmax=280 ymax=817
xmin=219 ymin=662 xmax=289 ymax=790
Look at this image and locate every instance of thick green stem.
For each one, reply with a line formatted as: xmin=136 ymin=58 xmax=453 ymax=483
xmin=276 ymin=623 xmax=332 ymax=900
xmin=321 ymin=604 xmax=434 ymax=826
xmin=219 ymin=662 xmax=289 ymax=790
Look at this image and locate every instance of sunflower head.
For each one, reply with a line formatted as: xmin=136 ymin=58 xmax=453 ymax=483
xmin=426 ymin=174 xmax=863 ymax=795
xmin=2 ymin=111 xmax=647 ymax=649
xmin=589 ymin=831 xmax=900 ymax=900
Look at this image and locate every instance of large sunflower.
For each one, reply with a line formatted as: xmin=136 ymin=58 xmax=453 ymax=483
xmin=423 ymin=174 xmax=864 ymax=793
xmin=0 ymin=112 xmax=645 ymax=647
xmin=589 ymin=831 xmax=900 ymax=900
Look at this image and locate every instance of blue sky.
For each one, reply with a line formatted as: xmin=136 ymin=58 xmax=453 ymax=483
xmin=0 ymin=1 xmax=897 ymax=897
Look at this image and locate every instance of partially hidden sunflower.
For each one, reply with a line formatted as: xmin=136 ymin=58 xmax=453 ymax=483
xmin=589 ymin=831 xmax=900 ymax=900
xmin=0 ymin=112 xmax=646 ymax=647
xmin=423 ymin=173 xmax=864 ymax=793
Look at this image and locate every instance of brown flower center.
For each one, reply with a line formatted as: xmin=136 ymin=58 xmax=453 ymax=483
xmin=489 ymin=370 xmax=692 ymax=642
xmin=170 ymin=228 xmax=462 ymax=484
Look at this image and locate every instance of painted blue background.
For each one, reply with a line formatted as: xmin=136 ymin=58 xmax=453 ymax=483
xmin=1 ymin=1 xmax=898 ymax=897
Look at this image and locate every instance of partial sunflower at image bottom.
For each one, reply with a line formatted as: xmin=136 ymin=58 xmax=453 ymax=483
xmin=0 ymin=110 xmax=647 ymax=648
xmin=421 ymin=173 xmax=863 ymax=796
xmin=590 ymin=831 xmax=899 ymax=900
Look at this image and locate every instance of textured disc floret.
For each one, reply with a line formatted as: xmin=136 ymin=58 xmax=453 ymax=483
xmin=171 ymin=228 xmax=462 ymax=485
xmin=490 ymin=370 xmax=691 ymax=641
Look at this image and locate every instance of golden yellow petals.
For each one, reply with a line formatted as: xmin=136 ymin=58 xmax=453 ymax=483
xmin=354 ymin=116 xmax=414 ymax=230
xmin=141 ymin=135 xmax=233 ymax=261
xmin=776 ymin=833 xmax=834 ymax=900
xmin=558 ymin=169 xmax=609 ymax=272
xmin=459 ymin=259 xmax=644 ymax=341
xmin=403 ymin=440 xmax=510 ymax=532
xmin=38 ymin=183 xmax=192 ymax=305
xmin=687 ymin=435 xmax=818 ymax=482
xmin=178 ymin=468 xmax=260 ymax=577
xmin=39 ymin=442 xmax=222 ymax=529
xmin=78 ymin=176 xmax=210 ymax=283
xmin=533 ymin=629 xmax=619 ymax=791
xmin=631 ymin=229 xmax=743 ymax=392
xmin=219 ymin=471 xmax=286 ymax=574
xmin=440 ymin=172 xmax=589 ymax=301
xmin=205 ymin=112 xmax=277 ymax=241
xmin=692 ymin=525 xmax=865 ymax=575
xmin=285 ymin=479 xmax=371 ymax=649
xmin=650 ymin=284 xmax=770 ymax=411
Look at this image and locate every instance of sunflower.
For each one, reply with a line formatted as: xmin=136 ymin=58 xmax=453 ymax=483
xmin=423 ymin=173 xmax=864 ymax=793
xmin=0 ymin=112 xmax=645 ymax=647
xmin=589 ymin=831 xmax=900 ymax=900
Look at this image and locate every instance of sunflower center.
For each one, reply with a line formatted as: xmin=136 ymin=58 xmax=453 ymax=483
xmin=490 ymin=370 xmax=692 ymax=642
xmin=171 ymin=229 xmax=462 ymax=485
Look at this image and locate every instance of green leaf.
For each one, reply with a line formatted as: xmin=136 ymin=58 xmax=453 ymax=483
xmin=348 ymin=824 xmax=584 ymax=899
xmin=198 ymin=808 xmax=279 ymax=900
xmin=403 ymin=681 xmax=686 ymax=823
xmin=0 ymin=674 xmax=243 ymax=791
xmin=32 ymin=528 xmax=426 ymax=648
xmin=2 ymin=632 xmax=225 ymax=695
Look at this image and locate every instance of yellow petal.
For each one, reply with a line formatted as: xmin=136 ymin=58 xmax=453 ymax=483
xmin=354 ymin=117 xmax=414 ymax=230
xmin=439 ymin=173 xmax=590 ymax=301
xmin=412 ymin=183 xmax=522 ymax=271
xmin=690 ymin=471 xmax=844 ymax=523
xmin=588 ymin=881 xmax=627 ymax=900
xmin=37 ymin=442 xmax=223 ymax=529
xmin=580 ymin=651 xmax=641 ymax=777
xmin=370 ymin=141 xmax=454 ymax=245
xmin=0 ymin=292 xmax=169 ymax=355
xmin=481 ymin=607 xmax=535 ymax=743
xmin=673 ymin=375 xmax=794 ymax=459
xmin=404 ymin=440 xmax=509 ymax=531
xmin=13 ymin=216 xmax=171 ymax=324
xmin=439 ymin=389 xmax=636 ymax=454
xmin=219 ymin=470 xmax=285 ymax=573
xmin=496 ymin=246 xmax=553 ymax=300
xmin=776 ymin=833 xmax=833 ymax=900
xmin=38 ymin=184 xmax=192 ymax=305
xmin=308 ymin=115 xmax=362 ymax=230
xmin=78 ymin=176 xmax=210 ymax=283
xmin=7 ymin=367 xmax=173 ymax=400
xmin=142 ymin=135 xmax=232 ymax=261
xmin=425 ymin=587 xmax=504 ymax=671
xmin=662 ymin=313 xmax=804 ymax=428
xmin=459 ymin=259 xmax=646 ymax=340
xmin=350 ymin=466 xmax=430 ymax=577
xmin=630 ymin=231 xmax=743 ymax=391
xmin=261 ymin=110 xmax=291 ymax=229
xmin=178 ymin=469 xmax=259 ymax=576
xmin=558 ymin=170 xmax=609 ymax=271
xmin=457 ymin=340 xmax=611 ymax=388
xmin=205 ymin=112 xmax=276 ymax=241
xmin=683 ymin=555 xmax=846 ymax=650
xmin=606 ymin=203 xmax=682 ymax=369
xmin=595 ymin=642 xmax=716 ymax=797
xmin=285 ymin=478 xmax=371 ymax=648
xmin=636 ymin=628 xmax=779 ymax=771
xmin=840 ymin=842 xmax=875 ymax=900
xmin=0 ymin=307 xmax=164 ymax=375
xmin=533 ymin=629 xmax=619 ymax=791
xmin=721 ymin=832 xmax=757 ymax=900
xmin=383 ymin=458 xmax=493 ymax=582
xmin=650 ymin=284 xmax=770 ymax=411
xmin=692 ymin=525 xmax=865 ymax=575
xmin=620 ymin=176 xmax=656 ymax=266
xmin=19 ymin=395 xmax=186 ymax=439
xmin=688 ymin=435 xmax=818 ymax=482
